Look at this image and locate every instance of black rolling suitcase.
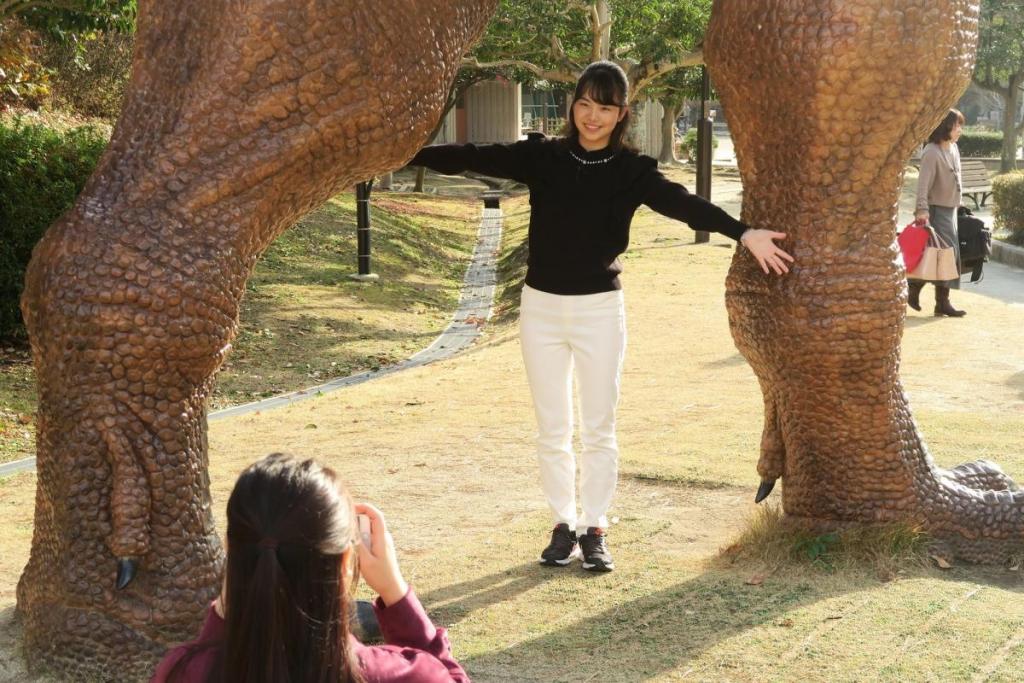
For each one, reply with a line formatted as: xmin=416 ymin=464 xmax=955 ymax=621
xmin=957 ymin=206 xmax=992 ymax=283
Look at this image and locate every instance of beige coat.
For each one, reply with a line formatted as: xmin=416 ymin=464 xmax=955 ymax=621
xmin=916 ymin=142 xmax=961 ymax=211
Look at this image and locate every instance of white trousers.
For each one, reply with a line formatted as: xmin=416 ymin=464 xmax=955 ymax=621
xmin=519 ymin=284 xmax=627 ymax=533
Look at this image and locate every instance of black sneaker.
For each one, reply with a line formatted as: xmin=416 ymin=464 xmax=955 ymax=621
xmin=579 ymin=527 xmax=614 ymax=572
xmin=539 ymin=523 xmax=580 ymax=566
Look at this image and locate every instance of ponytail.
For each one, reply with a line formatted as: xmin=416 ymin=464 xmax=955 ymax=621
xmin=223 ymin=543 xmax=292 ymax=682
xmin=218 ymin=454 xmax=363 ymax=683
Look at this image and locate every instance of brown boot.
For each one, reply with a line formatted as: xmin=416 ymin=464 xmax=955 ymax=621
xmin=907 ymin=280 xmax=924 ymax=311
xmin=934 ymin=285 xmax=966 ymax=317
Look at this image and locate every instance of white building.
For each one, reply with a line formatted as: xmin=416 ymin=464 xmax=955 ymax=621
xmin=435 ymin=78 xmax=664 ymax=157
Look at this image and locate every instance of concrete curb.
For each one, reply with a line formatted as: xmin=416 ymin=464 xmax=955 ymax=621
xmin=992 ymin=239 xmax=1024 ymax=271
xmin=0 ymin=205 xmax=504 ymax=478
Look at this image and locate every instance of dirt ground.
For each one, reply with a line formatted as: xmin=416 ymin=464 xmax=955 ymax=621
xmin=2 ymin=179 xmax=1024 ymax=680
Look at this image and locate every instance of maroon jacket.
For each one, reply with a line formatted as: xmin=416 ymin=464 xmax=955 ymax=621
xmin=151 ymin=588 xmax=470 ymax=682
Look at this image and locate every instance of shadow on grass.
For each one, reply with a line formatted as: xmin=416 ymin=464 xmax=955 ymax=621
xmin=458 ymin=568 xmax=830 ymax=682
xmin=1009 ymin=370 xmax=1024 ymax=401
xmin=457 ymin=562 xmax=1024 ymax=682
xmin=703 ymin=353 xmax=749 ymax=369
xmin=420 ymin=562 xmax=560 ymax=627
xmin=905 ymin=315 xmax=945 ymax=328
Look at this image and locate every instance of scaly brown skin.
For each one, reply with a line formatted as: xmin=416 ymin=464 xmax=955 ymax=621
xmin=16 ymin=1 xmax=496 ymax=678
xmin=706 ymin=1 xmax=1024 ymax=563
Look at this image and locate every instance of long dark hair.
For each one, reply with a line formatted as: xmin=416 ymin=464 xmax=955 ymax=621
xmin=565 ymin=60 xmax=633 ymax=151
xmin=171 ymin=453 xmax=364 ymax=683
xmin=928 ymin=108 xmax=965 ymax=145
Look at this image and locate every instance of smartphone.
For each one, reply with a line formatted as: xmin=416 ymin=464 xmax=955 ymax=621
xmin=358 ymin=514 xmax=372 ymax=550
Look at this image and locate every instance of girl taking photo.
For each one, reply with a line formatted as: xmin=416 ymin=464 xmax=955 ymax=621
xmin=410 ymin=61 xmax=792 ymax=572
xmin=152 ymin=453 xmax=469 ymax=683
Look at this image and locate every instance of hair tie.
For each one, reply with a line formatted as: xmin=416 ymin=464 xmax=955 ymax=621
xmin=257 ymin=537 xmax=279 ymax=550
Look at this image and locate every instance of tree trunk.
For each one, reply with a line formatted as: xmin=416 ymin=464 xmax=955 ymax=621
xmin=706 ymin=0 xmax=1024 ymax=564
xmin=595 ymin=0 xmax=611 ymax=61
xmin=15 ymin=0 xmax=497 ymax=678
xmin=1000 ymin=73 xmax=1022 ymax=172
xmin=658 ymin=98 xmax=682 ymax=165
xmin=415 ymin=165 xmax=427 ymax=192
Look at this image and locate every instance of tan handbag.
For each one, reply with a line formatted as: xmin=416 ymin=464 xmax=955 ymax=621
xmin=907 ymin=225 xmax=959 ymax=281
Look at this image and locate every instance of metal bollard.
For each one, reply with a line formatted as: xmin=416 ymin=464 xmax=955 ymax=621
xmin=350 ymin=180 xmax=380 ymax=281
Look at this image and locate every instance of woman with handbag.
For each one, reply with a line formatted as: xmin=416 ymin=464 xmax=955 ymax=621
xmin=909 ymin=108 xmax=966 ymax=317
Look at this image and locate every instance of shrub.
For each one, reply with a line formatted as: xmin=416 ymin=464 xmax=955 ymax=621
xmin=680 ymin=129 xmax=719 ymax=162
xmin=0 ymin=19 xmax=50 ymax=108
xmin=958 ymin=129 xmax=1003 ymax=158
xmin=992 ymin=172 xmax=1024 ymax=246
xmin=0 ymin=119 xmax=108 ymax=340
xmin=41 ymin=30 xmax=134 ymax=119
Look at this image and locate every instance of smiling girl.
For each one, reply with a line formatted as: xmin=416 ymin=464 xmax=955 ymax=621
xmin=409 ymin=61 xmax=792 ymax=572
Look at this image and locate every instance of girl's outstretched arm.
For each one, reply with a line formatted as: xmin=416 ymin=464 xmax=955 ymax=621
xmin=641 ymin=168 xmax=792 ymax=276
xmin=410 ymin=139 xmax=537 ymax=184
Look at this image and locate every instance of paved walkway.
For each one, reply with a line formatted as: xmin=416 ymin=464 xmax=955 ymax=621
xmin=0 ymin=204 xmax=504 ymax=477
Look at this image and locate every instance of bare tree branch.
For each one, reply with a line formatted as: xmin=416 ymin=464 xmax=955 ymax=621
xmin=626 ymin=48 xmax=705 ymax=102
xmin=461 ymin=57 xmax=578 ymax=85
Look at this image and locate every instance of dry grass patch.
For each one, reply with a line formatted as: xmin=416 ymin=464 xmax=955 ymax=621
xmin=719 ymin=503 xmax=932 ymax=580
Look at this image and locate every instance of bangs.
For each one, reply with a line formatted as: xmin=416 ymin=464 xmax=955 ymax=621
xmin=577 ymin=72 xmax=625 ymax=107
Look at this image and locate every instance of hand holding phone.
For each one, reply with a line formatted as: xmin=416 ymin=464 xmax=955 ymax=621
xmin=358 ymin=514 xmax=372 ymax=550
xmin=353 ymin=503 xmax=408 ymax=607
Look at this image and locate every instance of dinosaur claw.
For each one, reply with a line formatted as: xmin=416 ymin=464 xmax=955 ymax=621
xmin=755 ymin=479 xmax=776 ymax=504
xmin=116 ymin=558 xmax=138 ymax=590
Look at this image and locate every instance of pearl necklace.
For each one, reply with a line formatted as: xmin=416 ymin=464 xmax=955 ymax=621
xmin=570 ymin=150 xmax=616 ymax=166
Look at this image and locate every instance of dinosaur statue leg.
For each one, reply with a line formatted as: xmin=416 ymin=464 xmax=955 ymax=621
xmin=17 ymin=0 xmax=497 ymax=677
xmin=706 ymin=0 xmax=1024 ymax=562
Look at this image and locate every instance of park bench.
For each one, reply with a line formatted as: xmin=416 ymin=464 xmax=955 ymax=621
xmin=960 ymin=159 xmax=993 ymax=209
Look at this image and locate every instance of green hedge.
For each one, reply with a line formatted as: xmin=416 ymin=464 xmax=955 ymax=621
xmin=993 ymin=171 xmax=1024 ymax=246
xmin=958 ymin=130 xmax=1003 ymax=158
xmin=0 ymin=119 xmax=108 ymax=340
xmin=680 ymin=129 xmax=719 ymax=162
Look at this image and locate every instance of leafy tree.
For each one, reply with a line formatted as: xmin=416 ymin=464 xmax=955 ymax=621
xmin=973 ymin=0 xmax=1024 ymax=171
xmin=463 ymin=0 xmax=710 ymax=104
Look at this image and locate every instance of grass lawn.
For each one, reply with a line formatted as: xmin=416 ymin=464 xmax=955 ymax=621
xmin=0 ymin=174 xmax=485 ymax=463
xmin=199 ymin=203 xmax=1023 ymax=682
xmin=2 ymin=169 xmax=1023 ymax=681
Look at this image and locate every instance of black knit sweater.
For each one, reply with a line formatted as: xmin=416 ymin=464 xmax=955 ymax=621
xmin=410 ymin=135 xmax=748 ymax=295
